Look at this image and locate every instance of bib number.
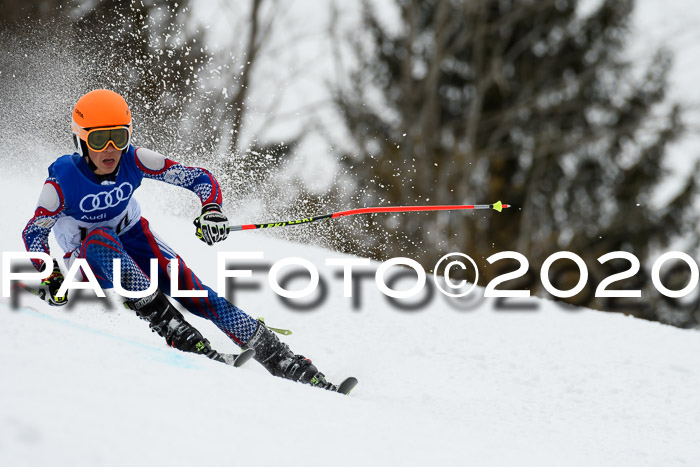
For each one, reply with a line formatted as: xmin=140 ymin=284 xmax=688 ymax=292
xmin=79 ymin=212 xmax=130 ymax=241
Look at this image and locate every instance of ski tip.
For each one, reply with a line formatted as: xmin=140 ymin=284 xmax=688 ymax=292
xmin=337 ymin=376 xmax=358 ymax=395
xmin=233 ymin=348 xmax=256 ymax=368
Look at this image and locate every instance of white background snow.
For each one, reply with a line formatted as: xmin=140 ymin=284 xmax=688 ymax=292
xmin=2 ymin=0 xmax=700 ymax=466
xmin=2 ymin=167 xmax=700 ymax=466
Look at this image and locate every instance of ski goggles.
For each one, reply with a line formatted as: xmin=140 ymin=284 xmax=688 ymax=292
xmin=75 ymin=125 xmax=132 ymax=152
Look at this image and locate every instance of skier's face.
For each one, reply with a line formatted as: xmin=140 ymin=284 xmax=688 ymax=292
xmin=87 ymin=144 xmax=122 ymax=175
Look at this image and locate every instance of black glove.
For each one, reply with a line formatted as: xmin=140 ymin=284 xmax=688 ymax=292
xmin=194 ymin=203 xmax=230 ymax=245
xmin=39 ymin=259 xmax=68 ymax=306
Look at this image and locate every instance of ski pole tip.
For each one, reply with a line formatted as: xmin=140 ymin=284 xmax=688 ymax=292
xmin=492 ymin=201 xmax=511 ymax=212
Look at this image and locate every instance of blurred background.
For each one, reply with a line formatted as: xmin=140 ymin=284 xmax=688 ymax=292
xmin=1 ymin=0 xmax=699 ymax=327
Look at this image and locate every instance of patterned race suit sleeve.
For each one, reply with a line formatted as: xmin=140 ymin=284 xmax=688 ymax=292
xmin=22 ymin=177 xmax=64 ymax=271
xmin=134 ymin=147 xmax=222 ymax=206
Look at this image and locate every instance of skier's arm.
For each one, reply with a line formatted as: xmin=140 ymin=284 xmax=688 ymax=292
xmin=22 ymin=178 xmax=64 ymax=272
xmin=21 ymin=179 xmax=69 ymax=306
xmin=134 ymin=147 xmax=223 ymax=206
xmin=135 ymin=147 xmax=229 ymax=245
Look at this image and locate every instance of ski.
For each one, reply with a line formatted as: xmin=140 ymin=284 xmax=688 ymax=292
xmin=336 ymin=376 xmax=359 ymax=395
xmin=208 ymin=348 xmax=256 ymax=368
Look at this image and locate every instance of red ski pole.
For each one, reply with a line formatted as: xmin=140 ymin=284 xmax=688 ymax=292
xmin=227 ymin=201 xmax=510 ymax=232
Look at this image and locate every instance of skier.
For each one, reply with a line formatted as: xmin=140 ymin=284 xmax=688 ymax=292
xmin=21 ymin=89 xmax=341 ymax=391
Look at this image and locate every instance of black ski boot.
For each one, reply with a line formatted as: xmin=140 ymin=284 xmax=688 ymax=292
xmin=126 ymin=290 xmax=214 ymax=355
xmin=244 ymin=321 xmax=338 ymax=391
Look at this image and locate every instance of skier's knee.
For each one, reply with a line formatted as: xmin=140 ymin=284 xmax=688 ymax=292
xmin=81 ymin=227 xmax=125 ymax=263
xmin=85 ymin=227 xmax=120 ymax=244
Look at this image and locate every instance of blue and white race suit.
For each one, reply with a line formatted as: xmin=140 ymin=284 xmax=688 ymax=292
xmin=22 ymin=145 xmax=257 ymax=345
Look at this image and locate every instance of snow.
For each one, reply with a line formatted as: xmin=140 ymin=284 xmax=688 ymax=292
xmin=2 ymin=1 xmax=700 ymax=465
xmin=2 ymin=170 xmax=700 ymax=467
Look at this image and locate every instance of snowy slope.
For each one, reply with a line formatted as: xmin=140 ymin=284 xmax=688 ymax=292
xmin=2 ymin=167 xmax=700 ymax=467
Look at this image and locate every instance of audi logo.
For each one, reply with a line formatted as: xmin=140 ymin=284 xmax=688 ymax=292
xmin=79 ymin=182 xmax=134 ymax=213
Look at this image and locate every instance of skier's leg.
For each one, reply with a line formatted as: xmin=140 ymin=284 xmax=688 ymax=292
xmin=78 ymin=226 xmax=152 ymax=292
xmin=167 ymin=256 xmax=259 ymax=345
xmin=243 ymin=320 xmax=338 ymax=388
xmin=79 ymin=227 xmax=214 ymax=354
xmin=171 ymin=260 xmax=336 ymax=387
xmin=121 ymin=218 xmax=258 ymax=345
xmin=124 ymin=218 xmax=337 ymax=388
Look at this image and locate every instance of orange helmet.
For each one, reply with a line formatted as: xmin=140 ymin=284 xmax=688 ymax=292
xmin=71 ymin=89 xmax=132 ymax=156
